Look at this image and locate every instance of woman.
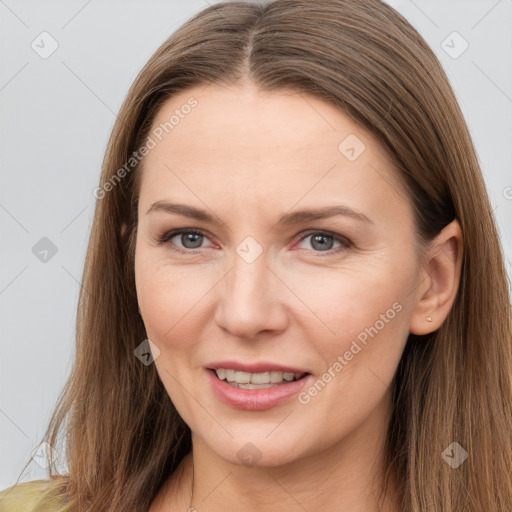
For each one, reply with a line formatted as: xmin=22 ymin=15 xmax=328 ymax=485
xmin=1 ymin=0 xmax=510 ymax=511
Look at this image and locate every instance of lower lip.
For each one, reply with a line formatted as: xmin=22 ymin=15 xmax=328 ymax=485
xmin=206 ymin=369 xmax=312 ymax=411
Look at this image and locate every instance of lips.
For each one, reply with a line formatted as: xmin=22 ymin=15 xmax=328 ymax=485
xmin=205 ymin=361 xmax=313 ymax=410
xmin=207 ymin=360 xmax=311 ymax=374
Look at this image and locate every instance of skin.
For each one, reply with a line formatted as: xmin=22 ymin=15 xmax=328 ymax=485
xmin=134 ymin=82 xmax=463 ymax=512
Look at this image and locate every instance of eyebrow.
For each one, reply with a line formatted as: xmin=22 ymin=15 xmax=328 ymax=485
xmin=146 ymin=201 xmax=373 ymax=227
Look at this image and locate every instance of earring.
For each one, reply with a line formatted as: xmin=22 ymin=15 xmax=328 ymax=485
xmin=426 ymin=316 xmax=432 ymax=322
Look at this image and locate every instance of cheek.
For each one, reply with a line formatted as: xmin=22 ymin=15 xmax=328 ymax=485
xmin=286 ymin=259 xmax=414 ymax=372
xmin=134 ymin=253 xmax=210 ymax=415
xmin=134 ymin=250 xmax=217 ymax=352
xmin=297 ymin=265 xmax=409 ymax=329
xmin=288 ymin=267 xmax=413 ymax=443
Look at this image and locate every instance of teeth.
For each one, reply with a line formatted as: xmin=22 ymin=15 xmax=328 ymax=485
xmin=251 ymin=371 xmax=270 ymax=384
xmin=235 ymin=371 xmax=251 ymax=384
xmin=234 ymin=383 xmax=274 ymax=389
xmin=214 ymin=368 xmax=306 ymax=385
xmin=270 ymin=371 xmax=283 ymax=383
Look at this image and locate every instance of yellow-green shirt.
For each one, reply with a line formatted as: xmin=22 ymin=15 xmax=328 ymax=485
xmin=0 ymin=480 xmax=67 ymax=512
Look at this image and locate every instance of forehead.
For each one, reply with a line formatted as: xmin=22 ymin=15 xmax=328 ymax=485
xmin=145 ymin=83 xmax=384 ymax=162
xmin=138 ymin=83 xmax=412 ymax=227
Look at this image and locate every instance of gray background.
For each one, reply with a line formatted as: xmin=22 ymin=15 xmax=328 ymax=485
xmin=1 ymin=0 xmax=511 ymax=489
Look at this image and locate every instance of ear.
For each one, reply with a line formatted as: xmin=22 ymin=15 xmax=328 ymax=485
xmin=409 ymin=219 xmax=463 ymax=335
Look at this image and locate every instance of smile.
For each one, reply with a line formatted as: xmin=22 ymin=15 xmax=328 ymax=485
xmin=206 ymin=367 xmax=312 ymax=410
xmin=214 ymin=368 xmax=307 ymax=389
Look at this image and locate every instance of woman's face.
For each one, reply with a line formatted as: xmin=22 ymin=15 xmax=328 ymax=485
xmin=134 ymin=82 xmax=423 ymax=467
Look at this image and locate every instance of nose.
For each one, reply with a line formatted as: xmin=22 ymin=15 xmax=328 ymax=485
xmin=214 ymin=252 xmax=289 ymax=340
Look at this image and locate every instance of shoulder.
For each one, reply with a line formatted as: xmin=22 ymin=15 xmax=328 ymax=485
xmin=0 ymin=479 xmax=68 ymax=512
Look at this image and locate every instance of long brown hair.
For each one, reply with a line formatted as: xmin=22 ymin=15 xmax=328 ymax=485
xmin=17 ymin=0 xmax=512 ymax=510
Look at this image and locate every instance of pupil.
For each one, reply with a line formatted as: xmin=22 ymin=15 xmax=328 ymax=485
xmin=182 ymin=233 xmax=203 ymax=249
xmin=312 ymin=234 xmax=333 ymax=251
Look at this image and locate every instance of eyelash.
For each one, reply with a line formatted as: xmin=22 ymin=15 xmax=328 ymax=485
xmin=156 ymin=228 xmax=352 ymax=256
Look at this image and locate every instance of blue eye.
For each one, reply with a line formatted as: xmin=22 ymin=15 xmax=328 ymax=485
xmin=157 ymin=228 xmax=351 ymax=255
xmin=158 ymin=229 xmax=213 ymax=251
xmin=296 ymin=230 xmax=351 ymax=254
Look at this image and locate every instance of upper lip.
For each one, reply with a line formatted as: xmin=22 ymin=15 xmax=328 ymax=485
xmin=207 ymin=360 xmax=311 ymax=374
